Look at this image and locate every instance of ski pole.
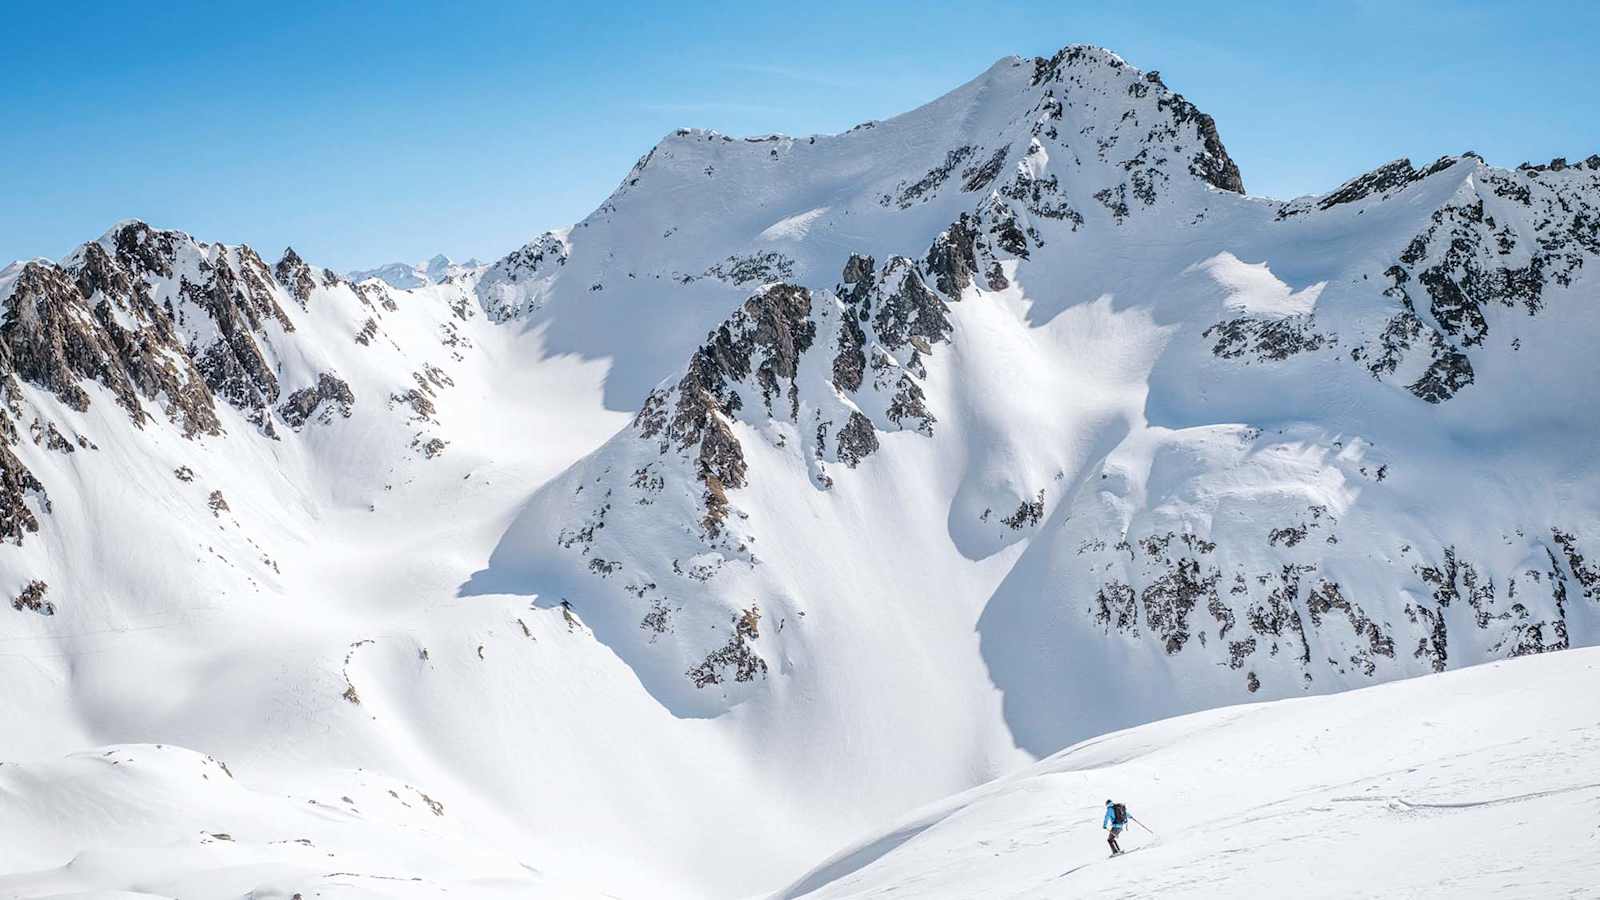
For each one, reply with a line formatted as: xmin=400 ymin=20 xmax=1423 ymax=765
xmin=1131 ymin=816 xmax=1158 ymax=837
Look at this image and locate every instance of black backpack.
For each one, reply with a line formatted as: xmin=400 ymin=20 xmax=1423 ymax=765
xmin=1112 ymin=802 xmax=1128 ymax=825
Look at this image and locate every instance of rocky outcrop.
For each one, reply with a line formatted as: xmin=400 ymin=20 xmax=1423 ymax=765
xmin=0 ymin=221 xmax=300 ymax=439
xmin=1213 ymin=156 xmax=1600 ymax=404
xmin=0 ymin=433 xmax=46 ymax=545
xmin=10 ymin=579 xmax=51 ymax=615
xmin=1082 ymin=520 xmax=1591 ymax=693
xmin=274 ymin=248 xmax=317 ymax=305
xmin=2 ymin=260 xmax=149 ymax=421
xmin=1314 ymin=157 xmax=1461 ymax=212
xmin=476 ymin=231 xmax=569 ymax=321
xmin=0 ymin=219 xmax=467 ymax=544
xmin=686 ymin=605 xmax=767 ymax=687
xmin=924 ymin=215 xmax=981 ymax=298
xmin=1204 ymin=315 xmax=1331 ymax=363
xmin=1031 ymin=46 xmax=1245 ymax=200
xmin=636 ymin=283 xmax=816 ymax=536
xmin=279 ymin=373 xmax=356 ymax=429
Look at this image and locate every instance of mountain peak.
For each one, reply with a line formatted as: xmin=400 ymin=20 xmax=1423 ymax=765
xmin=1027 ymin=43 xmax=1130 ymax=81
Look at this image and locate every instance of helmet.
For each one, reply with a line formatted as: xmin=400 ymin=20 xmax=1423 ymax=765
xmin=1105 ymin=799 xmax=1113 ymax=805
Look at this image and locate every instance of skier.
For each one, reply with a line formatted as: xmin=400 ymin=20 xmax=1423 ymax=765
xmin=1103 ymin=799 xmax=1129 ymax=855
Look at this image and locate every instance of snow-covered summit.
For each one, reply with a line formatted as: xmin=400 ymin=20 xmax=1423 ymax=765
xmin=472 ymin=44 xmax=1246 ymax=336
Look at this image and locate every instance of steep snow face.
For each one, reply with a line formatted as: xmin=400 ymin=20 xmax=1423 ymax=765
xmin=3 ymin=42 xmax=1600 ymax=900
xmin=777 ymin=647 xmax=1600 ymax=899
xmin=473 ymin=46 xmax=1248 ymax=407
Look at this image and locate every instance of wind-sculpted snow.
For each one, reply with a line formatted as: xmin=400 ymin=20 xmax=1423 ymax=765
xmin=776 ymin=649 xmax=1600 ymax=899
xmin=5 ymin=42 xmax=1600 ymax=900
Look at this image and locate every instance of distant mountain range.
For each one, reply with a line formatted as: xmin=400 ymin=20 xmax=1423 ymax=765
xmin=347 ymin=253 xmax=485 ymax=289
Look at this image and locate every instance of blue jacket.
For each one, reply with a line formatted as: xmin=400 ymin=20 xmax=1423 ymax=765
xmin=1104 ymin=805 xmax=1125 ymax=829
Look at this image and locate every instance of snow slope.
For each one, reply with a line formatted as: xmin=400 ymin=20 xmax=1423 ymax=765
xmin=779 ymin=646 xmax=1600 ymax=899
xmin=2 ymin=43 xmax=1598 ymax=899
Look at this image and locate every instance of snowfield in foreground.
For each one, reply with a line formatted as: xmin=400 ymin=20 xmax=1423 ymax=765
xmin=0 ymin=648 xmax=1593 ymax=898
xmin=780 ymin=647 xmax=1600 ymax=900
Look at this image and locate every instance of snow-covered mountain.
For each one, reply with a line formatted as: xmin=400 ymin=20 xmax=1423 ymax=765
xmin=470 ymin=46 xmax=1600 ymax=748
xmin=347 ymin=253 xmax=484 ymax=289
xmin=2 ymin=44 xmax=1597 ymax=898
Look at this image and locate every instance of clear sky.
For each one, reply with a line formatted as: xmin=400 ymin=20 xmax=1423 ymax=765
xmin=4 ymin=0 xmax=1595 ymax=271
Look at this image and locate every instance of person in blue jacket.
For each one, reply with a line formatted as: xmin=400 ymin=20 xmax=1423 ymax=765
xmin=1103 ymin=799 xmax=1129 ymax=855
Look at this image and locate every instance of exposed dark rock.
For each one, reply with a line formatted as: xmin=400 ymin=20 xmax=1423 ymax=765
xmin=1094 ymin=185 xmax=1130 ymax=221
xmin=705 ymin=251 xmax=795 ymax=286
xmin=1141 ymin=557 xmax=1218 ymax=654
xmin=640 ymin=599 xmax=677 ymax=640
xmin=1268 ymin=524 xmax=1309 ymax=548
xmin=1228 ymin=637 xmax=1255 ymax=670
xmin=1157 ymin=94 xmax=1244 ymax=194
xmin=1407 ymin=335 xmax=1474 ymax=403
xmin=181 ymin=251 xmax=290 ymax=435
xmin=988 ymin=203 xmax=1030 ymax=260
xmin=392 ymin=388 xmax=436 ymax=420
xmin=962 ymin=145 xmax=1011 ymax=193
xmin=896 ymin=146 xmax=975 ymax=208
xmin=0 ymin=413 xmax=45 ymax=545
xmin=279 ymin=373 xmax=356 ymax=429
xmin=1318 ymin=158 xmax=1427 ymax=210
xmin=1094 ymin=580 xmax=1138 ymax=634
xmin=841 ymin=254 xmax=875 ymax=286
xmin=1000 ymin=170 xmax=1083 ymax=226
xmin=1304 ymin=579 xmax=1394 ymax=674
xmin=637 ymin=284 xmax=816 ymax=537
xmin=3 ymin=261 xmax=144 ymax=420
xmin=1362 ymin=162 xmax=1600 ymax=403
xmin=1001 ymin=490 xmax=1046 ymax=529
xmin=924 ymin=215 xmax=981 ymax=298
xmin=686 ymin=605 xmax=767 ymax=687
xmin=879 ymin=259 xmax=953 ymax=349
xmin=10 ymin=579 xmax=51 ymax=615
xmin=1552 ymin=528 xmax=1598 ymax=604
xmin=832 ymin=302 xmax=868 ymax=394
xmin=1031 ymin=45 xmax=1126 ymax=85
xmin=274 ymin=248 xmax=317 ymax=305
xmin=835 ymin=411 xmax=879 ymax=467
xmin=1247 ymin=564 xmax=1313 ymax=666
xmin=1205 ymin=316 xmax=1329 ymax=362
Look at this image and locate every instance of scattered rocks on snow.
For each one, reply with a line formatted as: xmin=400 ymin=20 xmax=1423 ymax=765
xmin=10 ymin=580 xmax=52 ymax=615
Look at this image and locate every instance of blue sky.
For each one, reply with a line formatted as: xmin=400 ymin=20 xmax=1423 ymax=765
xmin=4 ymin=0 xmax=1595 ymax=270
